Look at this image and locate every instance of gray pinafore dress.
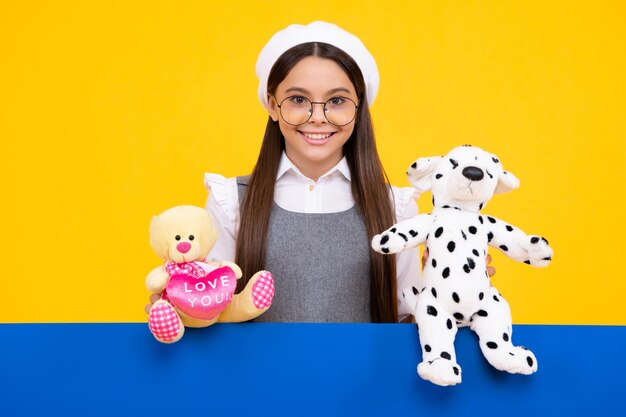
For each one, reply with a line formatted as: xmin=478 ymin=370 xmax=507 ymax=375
xmin=237 ymin=176 xmax=371 ymax=322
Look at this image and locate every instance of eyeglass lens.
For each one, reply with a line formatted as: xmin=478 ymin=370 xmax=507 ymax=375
xmin=279 ymin=96 xmax=357 ymax=126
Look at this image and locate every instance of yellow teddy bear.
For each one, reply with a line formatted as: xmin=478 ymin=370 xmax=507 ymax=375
xmin=146 ymin=205 xmax=274 ymax=343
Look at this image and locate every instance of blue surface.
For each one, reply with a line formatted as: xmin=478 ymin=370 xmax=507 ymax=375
xmin=0 ymin=323 xmax=624 ymax=416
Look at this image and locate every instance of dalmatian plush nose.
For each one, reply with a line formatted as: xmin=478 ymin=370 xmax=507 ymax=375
xmin=176 ymin=242 xmax=191 ymax=254
xmin=462 ymin=166 xmax=484 ymax=181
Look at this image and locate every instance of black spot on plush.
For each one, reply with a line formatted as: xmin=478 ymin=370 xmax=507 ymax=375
xmin=371 ymin=145 xmax=551 ymax=386
xmin=467 ymin=258 xmax=476 ymax=269
xmin=441 ymin=352 xmax=452 ymax=360
xmin=412 ymin=287 xmax=419 ymax=295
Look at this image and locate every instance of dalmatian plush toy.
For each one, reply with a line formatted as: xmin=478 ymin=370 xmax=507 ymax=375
xmin=372 ymin=145 xmax=553 ymax=386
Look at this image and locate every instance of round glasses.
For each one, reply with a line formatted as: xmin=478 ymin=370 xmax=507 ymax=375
xmin=275 ymin=95 xmax=358 ymax=127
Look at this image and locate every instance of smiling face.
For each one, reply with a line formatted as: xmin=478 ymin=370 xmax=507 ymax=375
xmin=267 ymin=56 xmax=358 ymax=180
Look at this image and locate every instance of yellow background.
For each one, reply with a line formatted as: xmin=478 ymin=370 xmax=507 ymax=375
xmin=1 ymin=1 xmax=624 ymax=324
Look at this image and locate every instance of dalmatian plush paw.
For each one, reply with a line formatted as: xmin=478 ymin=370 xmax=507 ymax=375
xmin=371 ymin=229 xmax=407 ymax=254
xmin=417 ymin=359 xmax=462 ymax=386
xmin=486 ymin=346 xmax=538 ymax=375
xmin=401 ymin=286 xmax=420 ymax=313
xmin=522 ymin=236 xmax=553 ymax=267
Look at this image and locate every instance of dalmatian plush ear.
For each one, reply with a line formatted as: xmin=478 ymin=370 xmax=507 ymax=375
xmin=407 ymin=156 xmax=442 ymax=192
xmin=494 ymin=170 xmax=521 ymax=194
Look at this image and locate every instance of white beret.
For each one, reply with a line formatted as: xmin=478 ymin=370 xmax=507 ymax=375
xmin=255 ymin=21 xmax=380 ymax=110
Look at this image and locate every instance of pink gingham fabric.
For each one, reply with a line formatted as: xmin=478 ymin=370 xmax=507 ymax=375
xmin=148 ymin=301 xmax=182 ymax=343
xmin=165 ymin=260 xmax=207 ymax=279
xmin=252 ymin=272 xmax=274 ymax=309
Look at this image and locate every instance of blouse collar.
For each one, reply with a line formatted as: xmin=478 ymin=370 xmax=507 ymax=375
xmin=276 ymin=152 xmax=352 ymax=182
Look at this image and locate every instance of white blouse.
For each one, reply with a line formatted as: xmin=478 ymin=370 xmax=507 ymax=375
xmin=204 ymin=153 xmax=422 ymax=321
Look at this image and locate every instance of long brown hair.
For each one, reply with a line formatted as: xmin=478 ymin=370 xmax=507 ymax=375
xmin=235 ymin=42 xmax=398 ymax=322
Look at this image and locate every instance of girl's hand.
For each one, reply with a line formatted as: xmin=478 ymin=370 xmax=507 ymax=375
xmin=421 ymin=249 xmax=496 ymax=277
xmin=144 ymin=293 xmax=162 ymax=314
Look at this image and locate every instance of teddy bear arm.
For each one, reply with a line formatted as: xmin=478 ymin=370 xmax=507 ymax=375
xmin=219 ymin=261 xmax=243 ymax=279
xmin=372 ymin=214 xmax=433 ymax=254
xmin=486 ymin=216 xmax=553 ymax=267
xmin=146 ymin=266 xmax=170 ymax=293
xmin=204 ymin=260 xmax=243 ymax=279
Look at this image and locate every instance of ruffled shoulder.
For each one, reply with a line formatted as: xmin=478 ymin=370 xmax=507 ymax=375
xmin=390 ymin=185 xmax=420 ymax=221
xmin=203 ymin=173 xmax=239 ymax=226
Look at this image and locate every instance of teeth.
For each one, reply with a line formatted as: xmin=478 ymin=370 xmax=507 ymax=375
xmin=302 ymin=132 xmax=332 ymax=140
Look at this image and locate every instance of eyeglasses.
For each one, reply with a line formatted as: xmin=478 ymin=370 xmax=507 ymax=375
xmin=275 ymin=95 xmax=358 ymax=127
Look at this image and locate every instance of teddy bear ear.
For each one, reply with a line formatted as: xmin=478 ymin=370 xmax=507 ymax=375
xmin=494 ymin=170 xmax=520 ymax=194
xmin=407 ymin=156 xmax=442 ymax=192
xmin=149 ymin=215 xmax=169 ymax=259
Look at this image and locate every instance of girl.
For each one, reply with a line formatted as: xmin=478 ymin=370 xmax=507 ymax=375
xmin=147 ymin=21 xmax=494 ymax=323
xmin=207 ymin=21 xmax=418 ymax=323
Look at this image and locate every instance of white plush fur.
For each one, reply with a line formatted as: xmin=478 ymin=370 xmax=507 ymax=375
xmin=372 ymin=145 xmax=553 ymax=386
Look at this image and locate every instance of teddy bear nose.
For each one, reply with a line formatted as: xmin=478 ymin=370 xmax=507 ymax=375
xmin=176 ymin=242 xmax=192 ymax=254
xmin=462 ymin=166 xmax=484 ymax=181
